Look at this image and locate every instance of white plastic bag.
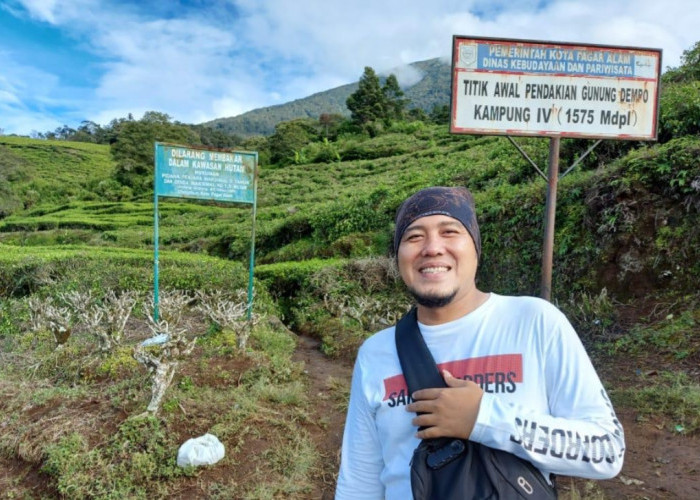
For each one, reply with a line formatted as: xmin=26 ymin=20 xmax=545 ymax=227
xmin=176 ymin=433 xmax=225 ymax=467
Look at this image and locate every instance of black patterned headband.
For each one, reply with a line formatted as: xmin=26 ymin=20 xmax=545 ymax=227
xmin=393 ymin=186 xmax=481 ymax=258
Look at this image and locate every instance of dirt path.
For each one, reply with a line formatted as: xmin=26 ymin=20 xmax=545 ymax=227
xmin=292 ymin=334 xmax=353 ymax=500
xmin=582 ymin=409 xmax=700 ymax=499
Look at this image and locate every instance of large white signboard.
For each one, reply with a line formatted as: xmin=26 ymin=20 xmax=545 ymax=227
xmin=451 ymin=37 xmax=662 ymax=139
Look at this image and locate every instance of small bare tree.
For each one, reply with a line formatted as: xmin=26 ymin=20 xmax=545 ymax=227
xmin=327 ymin=294 xmax=410 ymax=332
xmin=26 ymin=296 xmax=46 ymax=332
xmin=84 ymin=305 xmax=104 ymax=344
xmin=146 ymin=290 xmax=192 ymax=327
xmin=195 ymin=290 xmax=256 ymax=349
xmin=84 ymin=290 xmax=138 ymax=352
xmin=43 ymin=301 xmax=74 ymax=348
xmin=24 ymin=296 xmax=73 ymax=347
xmin=132 ymin=315 xmax=196 ymax=415
xmin=102 ymin=290 xmax=138 ymax=349
xmin=58 ymin=290 xmax=93 ymax=316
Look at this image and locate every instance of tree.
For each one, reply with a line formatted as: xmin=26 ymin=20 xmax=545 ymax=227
xmin=407 ymin=107 xmax=428 ymax=122
xmin=663 ymin=40 xmax=700 ymax=83
xmin=429 ymin=104 xmax=450 ymax=124
xmin=192 ymin=124 xmax=242 ymax=149
xmin=382 ymin=74 xmax=407 ymax=121
xmin=268 ymin=119 xmax=317 ymax=165
xmin=658 ymin=81 xmax=700 ymax=141
xmin=346 ymin=67 xmax=388 ymax=126
xmin=347 ymin=67 xmax=409 ymax=132
xmin=318 ymin=113 xmax=346 ymax=140
xmin=67 ymin=120 xmax=109 ymax=144
xmin=658 ymin=40 xmax=700 ymax=141
xmin=111 ymin=112 xmax=200 ymax=194
xmin=43 ymin=124 xmax=77 ymax=141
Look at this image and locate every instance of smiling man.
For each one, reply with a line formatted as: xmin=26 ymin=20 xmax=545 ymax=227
xmin=335 ymin=186 xmax=625 ymax=499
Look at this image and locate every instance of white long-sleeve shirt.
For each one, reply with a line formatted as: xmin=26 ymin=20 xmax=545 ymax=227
xmin=336 ymin=293 xmax=625 ymax=500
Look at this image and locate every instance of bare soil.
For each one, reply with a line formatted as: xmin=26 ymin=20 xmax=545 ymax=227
xmin=291 ymin=335 xmax=352 ymax=500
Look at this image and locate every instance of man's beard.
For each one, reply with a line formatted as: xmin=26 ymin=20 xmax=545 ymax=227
xmin=407 ymin=286 xmax=458 ymax=308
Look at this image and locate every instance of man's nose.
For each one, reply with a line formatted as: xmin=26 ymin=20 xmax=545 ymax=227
xmin=420 ymin=235 xmax=443 ymax=256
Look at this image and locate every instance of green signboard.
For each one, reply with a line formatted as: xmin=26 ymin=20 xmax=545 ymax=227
xmin=154 ymin=143 xmax=257 ymax=203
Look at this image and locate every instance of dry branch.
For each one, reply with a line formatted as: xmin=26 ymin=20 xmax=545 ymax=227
xmin=132 ymin=315 xmax=196 ymax=415
xmin=194 ymin=289 xmax=256 ymax=349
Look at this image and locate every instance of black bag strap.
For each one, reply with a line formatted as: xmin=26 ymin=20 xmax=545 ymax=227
xmin=395 ymin=307 xmax=459 ymax=439
xmin=395 ymin=307 xmax=446 ymax=394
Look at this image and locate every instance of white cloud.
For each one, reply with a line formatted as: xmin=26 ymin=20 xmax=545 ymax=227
xmin=0 ymin=111 xmax=62 ymax=135
xmin=0 ymin=51 xmax=75 ymax=133
xmin=0 ymin=72 xmax=22 ymax=105
xmin=383 ymin=65 xmax=424 ymax=88
xmin=0 ymin=90 xmax=21 ymax=105
xmin=14 ymin=0 xmax=59 ymax=23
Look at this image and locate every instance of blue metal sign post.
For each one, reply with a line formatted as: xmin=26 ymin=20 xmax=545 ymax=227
xmin=153 ymin=142 xmax=258 ymax=321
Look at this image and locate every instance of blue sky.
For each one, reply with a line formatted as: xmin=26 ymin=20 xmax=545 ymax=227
xmin=1 ymin=0 xmax=698 ymax=136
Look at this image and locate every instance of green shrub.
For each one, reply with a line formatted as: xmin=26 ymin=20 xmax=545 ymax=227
xmin=560 ymin=288 xmax=619 ymax=345
xmin=658 ymin=81 xmax=700 ymax=141
xmin=43 ymin=416 xmax=188 ymax=499
xmin=609 ymin=306 xmax=698 ymax=359
xmin=624 ymin=136 xmax=700 ymax=201
xmin=0 ymin=245 xmax=275 ymax=315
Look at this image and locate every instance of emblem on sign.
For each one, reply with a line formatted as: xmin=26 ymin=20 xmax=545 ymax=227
xmin=459 ymin=44 xmax=477 ymax=68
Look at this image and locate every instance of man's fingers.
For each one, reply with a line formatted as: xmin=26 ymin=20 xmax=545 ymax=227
xmin=406 ymin=399 xmax=437 ymax=414
xmin=411 ymin=388 xmax=443 ymax=401
xmin=406 ymin=382 xmax=484 ymax=440
xmin=411 ymin=374 xmax=474 ymax=401
xmin=415 ymin=425 xmax=446 ymax=440
xmin=411 ymin=413 xmax=439 ymax=428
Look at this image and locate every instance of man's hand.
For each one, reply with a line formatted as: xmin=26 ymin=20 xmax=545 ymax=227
xmin=406 ymin=370 xmax=484 ymax=440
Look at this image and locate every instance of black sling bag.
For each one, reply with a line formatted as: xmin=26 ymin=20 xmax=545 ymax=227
xmin=395 ymin=307 xmax=557 ymax=500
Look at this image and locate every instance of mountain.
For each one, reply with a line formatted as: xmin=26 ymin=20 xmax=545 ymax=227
xmin=202 ymin=57 xmax=452 ymax=137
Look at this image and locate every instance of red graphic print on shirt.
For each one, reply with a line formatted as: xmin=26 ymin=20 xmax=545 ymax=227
xmin=383 ymin=353 xmax=523 ymax=400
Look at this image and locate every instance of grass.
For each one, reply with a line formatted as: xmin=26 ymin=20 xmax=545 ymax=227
xmin=0 ymin=129 xmax=550 ymax=265
xmin=326 ymin=376 xmax=351 ymax=414
xmin=611 ymin=371 xmax=700 ymax=434
xmin=40 ymin=417 xmax=189 ymax=499
xmin=0 ymin=243 xmax=267 ymax=305
xmin=557 ymin=479 xmax=608 ymax=500
xmin=4 ymin=132 xmax=697 ymax=303
xmin=607 ymin=306 xmax=699 ymax=359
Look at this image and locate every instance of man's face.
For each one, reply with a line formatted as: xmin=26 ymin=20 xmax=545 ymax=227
xmin=397 ymin=214 xmax=478 ymax=309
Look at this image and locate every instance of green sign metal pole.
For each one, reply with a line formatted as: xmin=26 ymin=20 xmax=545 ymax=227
xmin=246 ymin=157 xmax=258 ymax=321
xmin=153 ymin=144 xmax=160 ymax=322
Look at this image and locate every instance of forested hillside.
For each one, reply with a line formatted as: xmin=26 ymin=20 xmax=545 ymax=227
xmin=203 ymin=57 xmax=452 ymax=137
xmin=0 ymin=42 xmax=698 ymax=499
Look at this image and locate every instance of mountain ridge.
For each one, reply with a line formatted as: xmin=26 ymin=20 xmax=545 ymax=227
xmin=202 ymin=57 xmax=451 ymax=137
